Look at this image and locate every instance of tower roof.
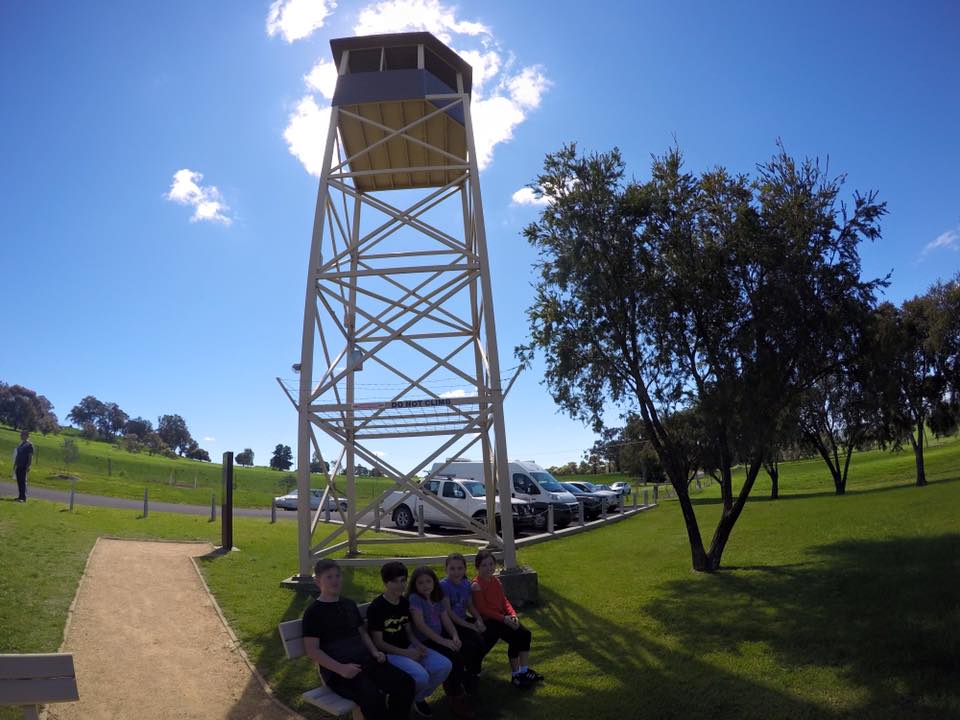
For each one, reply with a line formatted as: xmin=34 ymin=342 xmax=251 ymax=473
xmin=329 ymin=32 xmax=473 ymax=96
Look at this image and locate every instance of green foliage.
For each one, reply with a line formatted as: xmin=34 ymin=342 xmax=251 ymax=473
xmin=520 ymin=142 xmax=887 ymax=570
xmin=61 ymin=437 xmax=80 ymax=468
xmin=157 ymin=413 xmax=193 ymax=455
xmin=235 ymin=448 xmax=255 ymax=467
xmin=0 ymin=382 xmax=59 ymax=433
xmin=270 ymin=443 xmax=293 ymax=471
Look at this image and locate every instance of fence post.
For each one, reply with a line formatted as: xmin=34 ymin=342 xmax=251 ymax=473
xmin=417 ymin=504 xmax=425 ymax=537
xmin=209 ymin=493 xmax=216 ymax=522
xmin=143 ymin=488 xmax=149 ymax=518
xmin=632 ymin=490 xmax=638 ymax=509
xmin=601 ymin=497 xmax=607 ymax=521
xmin=374 ymin=505 xmax=381 ymax=532
xmin=324 ymin=502 xmax=331 ymax=523
xmin=578 ymin=499 xmax=585 ymax=527
xmin=221 ymin=452 xmax=234 ymax=549
xmin=547 ymin=503 xmax=555 ymax=533
xmin=271 ymin=502 xmax=277 ymax=524
xmin=643 ymin=488 xmax=649 ymax=507
xmin=653 ymin=485 xmax=659 ymax=504
xmin=69 ymin=478 xmax=76 ymax=512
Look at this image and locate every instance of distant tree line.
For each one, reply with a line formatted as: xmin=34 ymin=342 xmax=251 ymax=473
xmin=521 ymin=142 xmax=960 ymax=572
xmin=0 ymin=384 xmax=213 ymax=463
xmin=0 ymin=383 xmax=58 ymax=434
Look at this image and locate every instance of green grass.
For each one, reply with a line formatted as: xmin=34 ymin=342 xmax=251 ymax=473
xmin=2 ymin=437 xmax=958 ymax=719
xmin=0 ymin=426 xmax=396 ymax=509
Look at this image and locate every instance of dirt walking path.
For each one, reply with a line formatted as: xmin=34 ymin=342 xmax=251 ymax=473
xmin=50 ymin=538 xmax=301 ymax=720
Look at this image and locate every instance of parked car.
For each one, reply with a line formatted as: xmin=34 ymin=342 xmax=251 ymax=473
xmin=609 ymin=481 xmax=633 ymax=496
xmin=274 ymin=488 xmax=347 ymax=512
xmin=567 ymin=481 xmax=620 ymax=511
xmin=382 ymin=477 xmax=536 ymax=532
xmin=431 ymin=459 xmax=580 ymax=531
xmin=560 ymin=482 xmax=603 ymax=520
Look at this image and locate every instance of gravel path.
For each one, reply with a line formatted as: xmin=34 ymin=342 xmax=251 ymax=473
xmin=48 ymin=538 xmax=302 ymax=720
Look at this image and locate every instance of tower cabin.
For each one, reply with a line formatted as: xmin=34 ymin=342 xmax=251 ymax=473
xmin=329 ymin=32 xmax=473 ymax=192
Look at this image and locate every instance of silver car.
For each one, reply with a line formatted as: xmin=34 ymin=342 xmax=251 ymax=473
xmin=274 ymin=488 xmax=347 ymax=512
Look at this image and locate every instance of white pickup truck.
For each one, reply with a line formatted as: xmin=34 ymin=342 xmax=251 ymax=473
xmin=382 ymin=477 xmax=536 ymax=532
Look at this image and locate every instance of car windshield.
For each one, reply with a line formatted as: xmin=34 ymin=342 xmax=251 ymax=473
xmin=561 ymin=483 xmax=580 ymax=493
xmin=596 ymin=484 xmax=612 ymax=491
xmin=531 ymin=471 xmax=564 ymax=492
xmin=579 ymin=482 xmax=597 ymax=492
xmin=463 ymin=481 xmax=486 ymax=497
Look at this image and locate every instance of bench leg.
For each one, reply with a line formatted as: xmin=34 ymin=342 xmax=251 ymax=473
xmin=21 ymin=706 xmax=40 ymax=720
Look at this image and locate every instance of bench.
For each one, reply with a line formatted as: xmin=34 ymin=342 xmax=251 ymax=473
xmin=278 ymin=603 xmax=369 ymax=720
xmin=0 ymin=653 xmax=79 ymax=720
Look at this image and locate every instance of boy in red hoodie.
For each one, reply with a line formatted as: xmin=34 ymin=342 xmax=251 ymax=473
xmin=470 ymin=549 xmax=544 ymax=688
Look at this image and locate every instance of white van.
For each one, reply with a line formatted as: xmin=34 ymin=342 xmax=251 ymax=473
xmin=430 ymin=459 xmax=579 ymax=531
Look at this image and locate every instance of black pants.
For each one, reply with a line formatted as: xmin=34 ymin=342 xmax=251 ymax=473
xmin=425 ymin=637 xmax=467 ymax=694
xmin=15 ymin=467 xmax=27 ymax=501
xmin=482 ymin=619 xmax=531 ymax=660
xmin=328 ymin=658 xmax=414 ymax=720
xmin=453 ymin=624 xmax=491 ymax=675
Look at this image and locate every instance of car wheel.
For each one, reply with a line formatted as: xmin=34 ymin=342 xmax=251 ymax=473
xmin=393 ymin=504 xmax=414 ymax=531
xmin=338 ymin=501 xmax=348 ymax=513
xmin=533 ymin=510 xmax=547 ymax=531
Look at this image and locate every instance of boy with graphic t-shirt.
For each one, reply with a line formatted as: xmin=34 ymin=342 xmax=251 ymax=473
xmin=367 ymin=561 xmax=451 ymax=717
xmin=301 ymin=559 xmax=413 ymax=720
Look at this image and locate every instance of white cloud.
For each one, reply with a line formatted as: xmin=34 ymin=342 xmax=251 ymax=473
xmin=439 ymin=388 xmax=466 ymax=398
xmin=511 ymin=187 xmax=549 ymax=207
xmin=283 ymin=96 xmax=332 ymax=177
xmin=507 ymin=66 xmax=549 ymax=109
xmin=266 ymin=0 xmax=336 ymax=43
xmin=203 ymin=436 xmax=216 ymax=443
xmin=305 ymin=58 xmax=339 ymax=100
xmin=372 ymin=449 xmax=388 ymax=457
xmin=470 ymin=94 xmax=525 ymax=170
xmin=456 ymin=49 xmax=501 ymax=91
xmin=354 ymin=0 xmax=489 ymax=43
xmin=919 ymin=228 xmax=960 ymax=259
xmin=165 ymin=169 xmax=232 ymax=225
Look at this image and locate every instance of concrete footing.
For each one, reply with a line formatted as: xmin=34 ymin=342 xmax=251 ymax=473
xmin=498 ymin=565 xmax=539 ymax=608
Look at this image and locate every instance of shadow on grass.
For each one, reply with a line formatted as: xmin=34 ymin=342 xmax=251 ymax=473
xmin=648 ymin=534 xmax=960 ymax=719
xmin=691 ymin=475 xmax=960 ymax=506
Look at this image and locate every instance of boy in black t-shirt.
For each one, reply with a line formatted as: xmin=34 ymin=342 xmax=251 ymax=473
xmin=302 ymin=559 xmax=414 ymax=720
xmin=367 ymin=561 xmax=451 ymax=717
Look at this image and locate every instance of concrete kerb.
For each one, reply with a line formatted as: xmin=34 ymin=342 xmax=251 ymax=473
xmin=514 ymin=503 xmax=656 ymax=549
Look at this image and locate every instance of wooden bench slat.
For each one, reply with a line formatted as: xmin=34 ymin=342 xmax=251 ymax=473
xmin=0 ymin=677 xmax=80 ymax=705
xmin=0 ymin=654 xmax=75 ymax=681
xmin=278 ymin=619 xmax=306 ymax=659
xmin=302 ymin=686 xmax=359 ymax=714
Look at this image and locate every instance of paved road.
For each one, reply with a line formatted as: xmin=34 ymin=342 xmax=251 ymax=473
xmin=0 ymin=481 xmax=291 ymax=519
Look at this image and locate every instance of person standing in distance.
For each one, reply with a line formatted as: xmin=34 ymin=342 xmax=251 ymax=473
xmin=14 ymin=431 xmax=34 ymax=503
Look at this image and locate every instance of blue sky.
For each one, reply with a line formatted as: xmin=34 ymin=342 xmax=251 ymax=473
xmin=1 ymin=1 xmax=958 ymax=472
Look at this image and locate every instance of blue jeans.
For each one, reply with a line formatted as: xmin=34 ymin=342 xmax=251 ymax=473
xmin=386 ymin=649 xmax=451 ymax=701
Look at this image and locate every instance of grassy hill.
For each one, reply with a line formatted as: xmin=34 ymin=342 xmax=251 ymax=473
xmin=0 ymin=426 xmax=395 ymax=508
xmin=1 ymin=435 xmax=958 ymax=719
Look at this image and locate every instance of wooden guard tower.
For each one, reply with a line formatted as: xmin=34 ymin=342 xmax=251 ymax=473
xmin=284 ymin=32 xmax=518 ymax=582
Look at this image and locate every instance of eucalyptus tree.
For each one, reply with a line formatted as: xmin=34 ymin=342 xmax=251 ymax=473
xmin=873 ymin=278 xmax=960 ymax=486
xmin=519 ymin=143 xmax=885 ymax=571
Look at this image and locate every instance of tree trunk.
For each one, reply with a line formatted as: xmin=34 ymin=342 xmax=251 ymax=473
xmin=673 ymin=479 xmax=709 ymax=571
xmin=764 ymin=462 xmax=779 ymax=499
xmin=705 ymin=458 xmax=762 ymax=570
xmin=910 ymin=423 xmax=927 ymax=487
